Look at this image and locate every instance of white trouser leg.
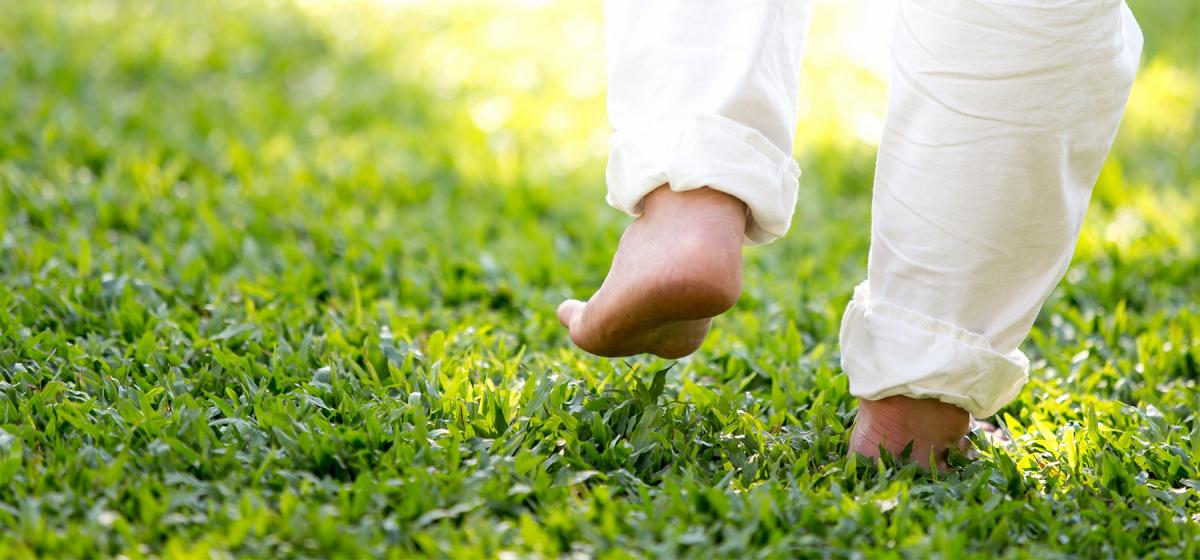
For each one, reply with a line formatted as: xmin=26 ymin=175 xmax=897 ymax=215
xmin=604 ymin=0 xmax=812 ymax=244
xmin=840 ymin=0 xmax=1143 ymax=418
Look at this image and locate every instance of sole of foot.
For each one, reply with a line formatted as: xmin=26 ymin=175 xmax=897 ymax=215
xmin=848 ymin=395 xmax=972 ymax=470
xmin=557 ymin=185 xmax=747 ymax=359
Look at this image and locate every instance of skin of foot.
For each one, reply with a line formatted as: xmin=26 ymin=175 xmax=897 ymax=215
xmin=849 ymin=395 xmax=972 ymax=470
xmin=557 ymin=185 xmax=747 ymax=359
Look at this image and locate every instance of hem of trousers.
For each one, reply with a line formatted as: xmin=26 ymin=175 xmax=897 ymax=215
xmin=839 ymin=282 xmax=1030 ymax=419
xmin=604 ymin=113 xmax=801 ymax=245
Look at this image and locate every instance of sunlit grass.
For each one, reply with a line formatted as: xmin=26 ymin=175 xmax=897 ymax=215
xmin=0 ymin=0 xmax=1197 ymax=557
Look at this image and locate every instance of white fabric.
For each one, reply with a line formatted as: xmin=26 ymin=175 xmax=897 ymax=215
xmin=605 ymin=0 xmax=1142 ymax=418
xmin=605 ymin=0 xmax=811 ymax=244
xmin=843 ymin=0 xmax=1142 ymax=418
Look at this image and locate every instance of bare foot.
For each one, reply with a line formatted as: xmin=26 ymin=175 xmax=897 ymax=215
xmin=557 ymin=185 xmax=746 ymax=358
xmin=849 ymin=396 xmax=971 ymax=470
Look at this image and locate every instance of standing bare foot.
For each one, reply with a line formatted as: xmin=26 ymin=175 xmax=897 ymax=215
xmin=849 ymin=396 xmax=972 ymax=470
xmin=557 ymin=185 xmax=747 ymax=358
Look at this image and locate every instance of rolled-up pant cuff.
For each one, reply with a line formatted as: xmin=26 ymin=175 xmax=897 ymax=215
xmin=605 ymin=113 xmax=801 ymax=245
xmin=839 ymin=283 xmax=1030 ymax=419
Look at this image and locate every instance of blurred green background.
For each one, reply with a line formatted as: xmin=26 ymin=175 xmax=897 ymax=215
xmin=0 ymin=0 xmax=1198 ymax=557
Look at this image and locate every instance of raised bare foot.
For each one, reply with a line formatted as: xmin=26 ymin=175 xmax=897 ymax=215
xmin=849 ymin=395 xmax=972 ymax=470
xmin=557 ymin=185 xmax=746 ymax=358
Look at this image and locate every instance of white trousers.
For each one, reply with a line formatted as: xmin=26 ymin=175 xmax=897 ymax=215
xmin=605 ymin=0 xmax=1142 ymax=417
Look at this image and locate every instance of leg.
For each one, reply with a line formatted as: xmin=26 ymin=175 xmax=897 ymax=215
xmin=843 ymin=0 xmax=1142 ymax=468
xmin=559 ymin=0 xmax=812 ymax=358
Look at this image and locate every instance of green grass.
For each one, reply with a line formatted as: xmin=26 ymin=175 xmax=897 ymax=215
xmin=1 ymin=0 xmax=1198 ymax=558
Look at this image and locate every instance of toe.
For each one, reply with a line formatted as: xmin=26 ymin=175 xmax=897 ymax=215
xmin=556 ymin=299 xmax=585 ymax=328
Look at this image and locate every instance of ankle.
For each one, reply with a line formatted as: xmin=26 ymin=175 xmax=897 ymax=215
xmin=855 ymin=396 xmax=969 ymax=449
xmin=642 ymin=185 xmax=748 ymax=224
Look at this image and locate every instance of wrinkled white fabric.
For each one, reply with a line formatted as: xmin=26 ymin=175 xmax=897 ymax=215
xmin=842 ymin=0 xmax=1142 ymax=418
xmin=605 ymin=0 xmax=1141 ymax=418
xmin=605 ymin=0 xmax=812 ymax=244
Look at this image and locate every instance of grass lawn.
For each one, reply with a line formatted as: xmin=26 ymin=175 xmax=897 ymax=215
xmin=1 ymin=0 xmax=1198 ymax=557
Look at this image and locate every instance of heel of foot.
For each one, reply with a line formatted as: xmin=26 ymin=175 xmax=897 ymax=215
xmin=653 ymin=237 xmax=743 ymax=319
xmin=850 ymin=396 xmax=971 ymax=469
